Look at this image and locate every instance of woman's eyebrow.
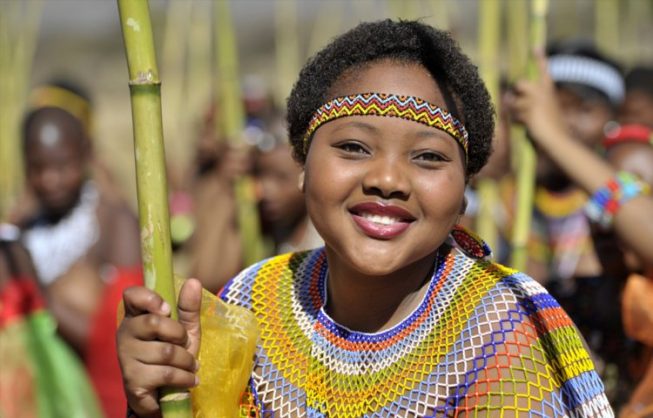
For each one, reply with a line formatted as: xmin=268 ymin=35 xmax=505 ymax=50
xmin=331 ymin=120 xmax=380 ymax=134
xmin=414 ymin=129 xmax=451 ymax=140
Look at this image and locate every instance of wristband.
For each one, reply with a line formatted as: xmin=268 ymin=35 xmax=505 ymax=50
xmin=585 ymin=171 xmax=651 ymax=228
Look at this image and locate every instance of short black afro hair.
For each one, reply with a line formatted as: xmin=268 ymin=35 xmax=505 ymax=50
xmin=286 ymin=19 xmax=494 ymax=177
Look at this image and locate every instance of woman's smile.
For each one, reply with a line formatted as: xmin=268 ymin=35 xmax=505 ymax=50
xmin=349 ymin=201 xmax=415 ymax=240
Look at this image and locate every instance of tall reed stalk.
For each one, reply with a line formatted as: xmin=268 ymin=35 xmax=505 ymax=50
xmin=117 ymin=1 xmax=192 ymax=416
xmin=275 ymin=0 xmax=300 ymax=110
xmin=475 ymin=0 xmax=502 ymax=251
xmin=623 ymin=0 xmax=649 ymax=66
xmin=0 ymin=1 xmax=42 ymax=221
xmin=510 ymin=0 xmax=549 ymax=271
xmin=594 ymin=0 xmax=619 ymax=58
xmin=187 ymin=3 xmax=212 ymax=142
xmin=161 ymin=0 xmax=193 ymax=181
xmin=214 ymin=0 xmax=266 ymax=267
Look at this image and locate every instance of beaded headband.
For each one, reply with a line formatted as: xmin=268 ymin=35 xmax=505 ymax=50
xmin=29 ymin=85 xmax=93 ymax=136
xmin=548 ymin=55 xmax=624 ymax=106
xmin=603 ymin=124 xmax=653 ymax=149
xmin=303 ymin=93 xmax=469 ymax=158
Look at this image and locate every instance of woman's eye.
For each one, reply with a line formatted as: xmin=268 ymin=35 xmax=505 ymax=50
xmin=414 ymin=151 xmax=445 ymax=162
xmin=336 ymin=142 xmax=368 ymax=154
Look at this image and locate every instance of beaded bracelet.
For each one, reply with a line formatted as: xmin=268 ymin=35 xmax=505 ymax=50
xmin=585 ymin=171 xmax=651 ymax=228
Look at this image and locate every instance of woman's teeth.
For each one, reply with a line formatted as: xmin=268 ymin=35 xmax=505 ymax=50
xmin=360 ymin=213 xmax=402 ymax=225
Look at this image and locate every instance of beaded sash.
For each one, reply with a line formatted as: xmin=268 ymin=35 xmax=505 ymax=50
xmin=221 ymin=233 xmax=612 ymax=417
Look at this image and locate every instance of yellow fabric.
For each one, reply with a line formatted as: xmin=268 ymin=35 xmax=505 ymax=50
xmin=174 ymin=278 xmax=259 ymax=418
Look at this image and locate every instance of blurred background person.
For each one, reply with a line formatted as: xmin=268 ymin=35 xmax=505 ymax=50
xmin=174 ymin=96 xmax=321 ymax=293
xmin=252 ymin=115 xmax=322 ymax=255
xmin=620 ymin=67 xmax=653 ymax=127
xmin=508 ymin=43 xmax=653 ymax=412
xmin=11 ymin=81 xmax=141 ymax=418
xmin=172 ymin=101 xmax=252 ymax=293
xmin=0 ymin=223 xmax=104 ymax=418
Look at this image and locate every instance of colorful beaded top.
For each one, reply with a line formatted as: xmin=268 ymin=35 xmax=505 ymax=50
xmin=220 ymin=230 xmax=612 ymax=417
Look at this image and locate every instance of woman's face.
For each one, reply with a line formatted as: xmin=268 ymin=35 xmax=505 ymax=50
xmin=255 ymin=143 xmax=306 ymax=228
xmin=556 ymin=87 xmax=612 ymax=147
xmin=25 ymin=118 xmax=87 ymax=220
xmin=620 ymin=91 xmax=653 ymax=127
xmin=302 ymin=60 xmax=466 ymax=276
xmin=536 ymin=87 xmax=613 ymax=188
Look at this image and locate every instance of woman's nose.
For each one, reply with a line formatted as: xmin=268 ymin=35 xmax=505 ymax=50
xmin=39 ymin=166 xmax=63 ymax=190
xmin=361 ymin=155 xmax=410 ymax=200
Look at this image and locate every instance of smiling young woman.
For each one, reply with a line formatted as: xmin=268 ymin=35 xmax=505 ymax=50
xmin=118 ymin=20 xmax=613 ymax=417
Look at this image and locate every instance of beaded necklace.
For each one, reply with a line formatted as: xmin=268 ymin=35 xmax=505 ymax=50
xmin=221 ymin=230 xmax=611 ymax=417
xmin=23 ymin=181 xmax=100 ymax=285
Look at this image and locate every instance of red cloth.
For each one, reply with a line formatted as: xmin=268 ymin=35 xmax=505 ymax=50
xmin=0 ymin=277 xmax=45 ymax=328
xmin=85 ymin=267 xmax=142 ymax=418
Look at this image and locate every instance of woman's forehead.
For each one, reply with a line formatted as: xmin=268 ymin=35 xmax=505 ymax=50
xmin=26 ymin=121 xmax=86 ymax=157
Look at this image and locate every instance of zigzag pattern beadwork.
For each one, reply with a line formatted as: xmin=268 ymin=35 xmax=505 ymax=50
xmin=220 ymin=229 xmax=613 ymax=417
xmin=303 ymin=93 xmax=469 ymax=156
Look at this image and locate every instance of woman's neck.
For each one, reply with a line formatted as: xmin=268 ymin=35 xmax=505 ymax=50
xmin=323 ymin=247 xmax=438 ymax=333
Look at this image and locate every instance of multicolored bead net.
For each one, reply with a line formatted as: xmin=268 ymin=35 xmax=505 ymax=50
xmin=303 ymin=93 xmax=469 ymax=157
xmin=220 ymin=228 xmax=612 ymax=417
xmin=585 ymin=171 xmax=651 ymax=228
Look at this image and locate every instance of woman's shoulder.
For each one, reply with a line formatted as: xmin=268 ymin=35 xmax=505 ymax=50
xmin=219 ymin=248 xmax=325 ymax=309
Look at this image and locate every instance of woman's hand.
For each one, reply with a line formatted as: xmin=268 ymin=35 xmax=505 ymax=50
xmin=117 ymin=278 xmax=202 ymax=418
xmin=506 ymin=51 xmax=568 ymax=145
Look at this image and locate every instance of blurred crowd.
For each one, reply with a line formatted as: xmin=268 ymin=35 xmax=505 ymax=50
xmin=1 ymin=32 xmax=653 ymax=418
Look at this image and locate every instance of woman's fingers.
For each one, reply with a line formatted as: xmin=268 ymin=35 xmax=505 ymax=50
xmin=123 ymin=364 xmax=197 ymax=393
xmin=118 ymin=338 xmax=199 ymax=418
xmin=123 ymin=286 xmax=171 ymax=317
xmin=123 ymin=363 xmax=198 ymax=418
xmin=118 ymin=283 xmax=204 ymax=418
xmin=177 ymin=278 xmax=202 ymax=356
xmin=120 ymin=313 xmax=189 ymax=345
xmin=126 ymin=340 xmax=198 ymax=372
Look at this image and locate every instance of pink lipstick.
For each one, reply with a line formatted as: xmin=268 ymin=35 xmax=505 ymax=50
xmin=349 ymin=202 xmax=415 ymax=240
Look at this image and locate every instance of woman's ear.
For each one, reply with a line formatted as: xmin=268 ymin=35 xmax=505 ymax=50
xmin=298 ymin=170 xmax=305 ymax=193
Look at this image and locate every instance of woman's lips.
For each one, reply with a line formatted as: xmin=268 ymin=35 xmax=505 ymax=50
xmin=349 ymin=202 xmax=415 ymax=240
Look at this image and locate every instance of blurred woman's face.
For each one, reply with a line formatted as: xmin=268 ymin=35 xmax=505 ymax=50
xmin=556 ymin=87 xmax=612 ymax=147
xmin=536 ymin=87 xmax=613 ymax=188
xmin=255 ymin=144 xmax=306 ymax=229
xmin=25 ymin=119 xmax=87 ymax=220
xmin=620 ymin=91 xmax=653 ymax=127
